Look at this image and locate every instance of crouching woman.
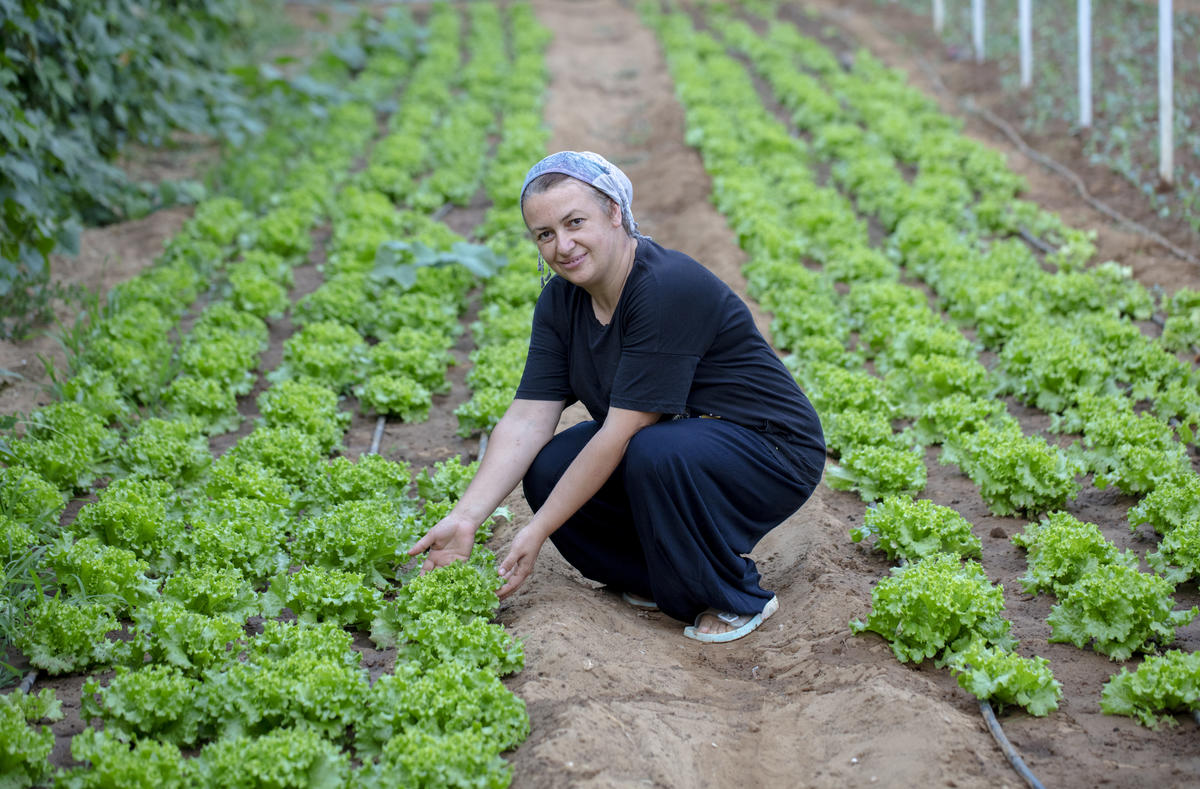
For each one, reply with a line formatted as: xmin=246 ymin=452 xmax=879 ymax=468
xmin=410 ymin=151 xmax=825 ymax=642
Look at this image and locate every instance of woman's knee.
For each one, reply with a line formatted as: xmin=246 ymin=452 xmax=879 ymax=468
xmin=624 ymin=424 xmax=684 ymax=481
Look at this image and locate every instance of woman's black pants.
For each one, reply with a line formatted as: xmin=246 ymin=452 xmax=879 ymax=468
xmin=521 ymin=417 xmax=823 ymax=624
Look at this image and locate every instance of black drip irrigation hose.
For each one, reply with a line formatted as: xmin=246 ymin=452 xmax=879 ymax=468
xmin=18 ymin=670 xmax=37 ymax=694
xmin=979 ymin=699 xmax=1046 ymax=789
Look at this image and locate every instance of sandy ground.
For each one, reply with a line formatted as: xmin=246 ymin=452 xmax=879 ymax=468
xmin=2 ymin=1 xmax=1198 ymax=787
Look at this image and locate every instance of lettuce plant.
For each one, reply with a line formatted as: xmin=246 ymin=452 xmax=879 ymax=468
xmin=0 ymin=689 xmax=62 ymax=788
xmin=180 ymin=498 xmax=290 ymax=582
xmin=201 ymin=649 xmax=370 ymax=741
xmin=1047 ymin=564 xmax=1198 ymax=661
xmin=356 ymin=660 xmax=529 ymax=758
xmin=202 ymin=456 xmax=295 ymax=512
xmin=62 ymin=728 xmax=192 ymax=789
xmin=1101 ymin=650 xmax=1200 ymax=729
xmin=946 ymin=639 xmax=1062 ymax=717
xmin=45 ymin=536 xmax=158 ymax=614
xmin=271 ymin=320 xmax=368 ymax=393
xmin=1011 ymin=511 xmax=1138 ymax=596
xmin=129 ymin=600 xmax=245 ymax=675
xmin=115 ymin=417 xmax=212 ymax=485
xmin=940 ymin=424 xmax=1081 ymax=517
xmin=221 ymin=426 xmax=326 ymax=488
xmin=18 ymin=597 xmax=124 ymax=674
xmin=826 ymin=444 xmax=928 ymax=502
xmin=257 ymin=380 xmax=349 ymax=455
xmin=192 ymin=727 xmax=351 ymax=789
xmin=161 ymin=564 xmax=260 ymax=619
xmin=81 ymin=665 xmax=206 ymax=746
xmin=261 ymin=566 xmax=382 ymax=628
xmin=850 ymin=554 xmax=1015 ymax=664
xmin=851 ymin=495 xmax=981 ymax=561
xmin=161 ymin=375 xmax=241 ymax=435
xmin=68 ymin=477 xmax=182 ymax=568
xmin=0 ymin=464 xmax=65 ymax=536
xmin=292 ymin=498 xmax=421 ymax=585
xmin=303 ymin=454 xmax=413 ymax=515
xmin=4 ymin=401 xmax=115 ymax=492
xmin=355 ymin=727 xmax=512 ymax=789
xmin=356 ymin=374 xmax=432 ymax=422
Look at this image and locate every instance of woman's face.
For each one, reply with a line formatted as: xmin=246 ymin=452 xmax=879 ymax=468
xmin=522 ymin=178 xmax=626 ymax=290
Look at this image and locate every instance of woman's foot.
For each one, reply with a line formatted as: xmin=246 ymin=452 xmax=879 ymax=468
xmin=621 ymin=591 xmax=659 ymax=611
xmin=693 ymin=612 xmax=741 ymax=634
xmin=683 ymin=596 xmax=778 ymax=643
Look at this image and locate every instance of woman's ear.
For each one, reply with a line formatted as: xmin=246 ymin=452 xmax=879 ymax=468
xmin=609 ymin=199 xmax=622 ymax=228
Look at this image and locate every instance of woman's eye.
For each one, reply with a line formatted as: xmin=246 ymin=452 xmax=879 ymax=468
xmin=569 ymin=217 xmax=584 ymax=227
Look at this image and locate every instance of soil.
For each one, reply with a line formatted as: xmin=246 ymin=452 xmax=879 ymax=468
xmin=3 ymin=0 xmax=1199 ymax=787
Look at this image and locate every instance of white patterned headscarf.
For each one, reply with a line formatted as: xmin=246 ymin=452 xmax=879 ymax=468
xmin=520 ymin=150 xmax=645 ymax=238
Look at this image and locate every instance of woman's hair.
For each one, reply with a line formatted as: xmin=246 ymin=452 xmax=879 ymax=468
xmin=521 ymin=172 xmax=634 ymax=237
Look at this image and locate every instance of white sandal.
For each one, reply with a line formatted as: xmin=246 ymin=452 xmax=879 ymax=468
xmin=683 ymin=595 xmax=778 ymax=643
xmin=621 ymin=591 xmax=660 ymax=611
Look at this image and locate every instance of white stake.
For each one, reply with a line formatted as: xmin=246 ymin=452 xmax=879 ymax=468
xmin=1159 ymin=0 xmax=1174 ymax=185
xmin=973 ymin=0 xmax=986 ymax=62
xmin=934 ymin=0 xmax=945 ymax=34
xmin=1078 ymin=0 xmax=1092 ymax=129
xmin=1019 ymin=0 xmax=1033 ymax=89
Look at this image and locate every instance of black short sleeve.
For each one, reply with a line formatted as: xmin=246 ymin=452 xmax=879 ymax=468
xmin=515 ymin=281 xmax=574 ymax=403
xmin=607 ymin=260 xmax=717 ymax=413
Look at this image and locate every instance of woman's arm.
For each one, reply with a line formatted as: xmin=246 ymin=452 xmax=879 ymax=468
xmin=408 ymin=397 xmax=564 ymax=572
xmin=497 ymin=406 xmax=660 ymax=597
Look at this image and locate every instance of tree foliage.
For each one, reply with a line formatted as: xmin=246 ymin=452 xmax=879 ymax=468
xmin=0 ymin=0 xmax=274 ymax=336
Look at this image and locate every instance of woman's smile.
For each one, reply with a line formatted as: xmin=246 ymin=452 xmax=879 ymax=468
xmin=558 ymin=251 xmax=587 ymax=269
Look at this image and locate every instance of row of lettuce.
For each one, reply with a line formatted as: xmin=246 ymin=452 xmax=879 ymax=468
xmin=1 ymin=4 xmax=549 ymax=788
xmin=642 ymin=0 xmax=1198 ymax=729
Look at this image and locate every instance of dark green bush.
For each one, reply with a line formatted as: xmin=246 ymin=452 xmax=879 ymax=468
xmin=0 ymin=0 xmax=274 ymax=337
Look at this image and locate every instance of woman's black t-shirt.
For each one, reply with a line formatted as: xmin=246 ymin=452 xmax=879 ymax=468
xmin=515 ymin=237 xmax=825 ymax=456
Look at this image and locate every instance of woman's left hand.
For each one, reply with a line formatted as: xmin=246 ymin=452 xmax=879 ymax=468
xmin=497 ymin=525 xmax=546 ymax=599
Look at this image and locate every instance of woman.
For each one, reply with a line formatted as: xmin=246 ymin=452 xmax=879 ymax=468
xmin=409 ymin=151 xmax=824 ymax=642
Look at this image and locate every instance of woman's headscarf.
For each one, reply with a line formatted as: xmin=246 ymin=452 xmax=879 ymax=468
xmin=520 ymin=150 xmax=644 ymax=238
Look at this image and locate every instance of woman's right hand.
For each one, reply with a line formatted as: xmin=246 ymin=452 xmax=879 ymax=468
xmin=407 ymin=514 xmax=477 ymax=573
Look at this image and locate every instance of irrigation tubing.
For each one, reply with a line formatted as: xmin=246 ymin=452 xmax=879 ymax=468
xmin=1017 ymin=227 xmax=1055 ymax=254
xmin=968 ymin=98 xmax=1199 ymax=267
xmin=18 ymin=670 xmax=37 ymax=694
xmin=979 ymin=699 xmax=1046 ymax=789
xmin=369 ymin=416 xmax=386 ymax=456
